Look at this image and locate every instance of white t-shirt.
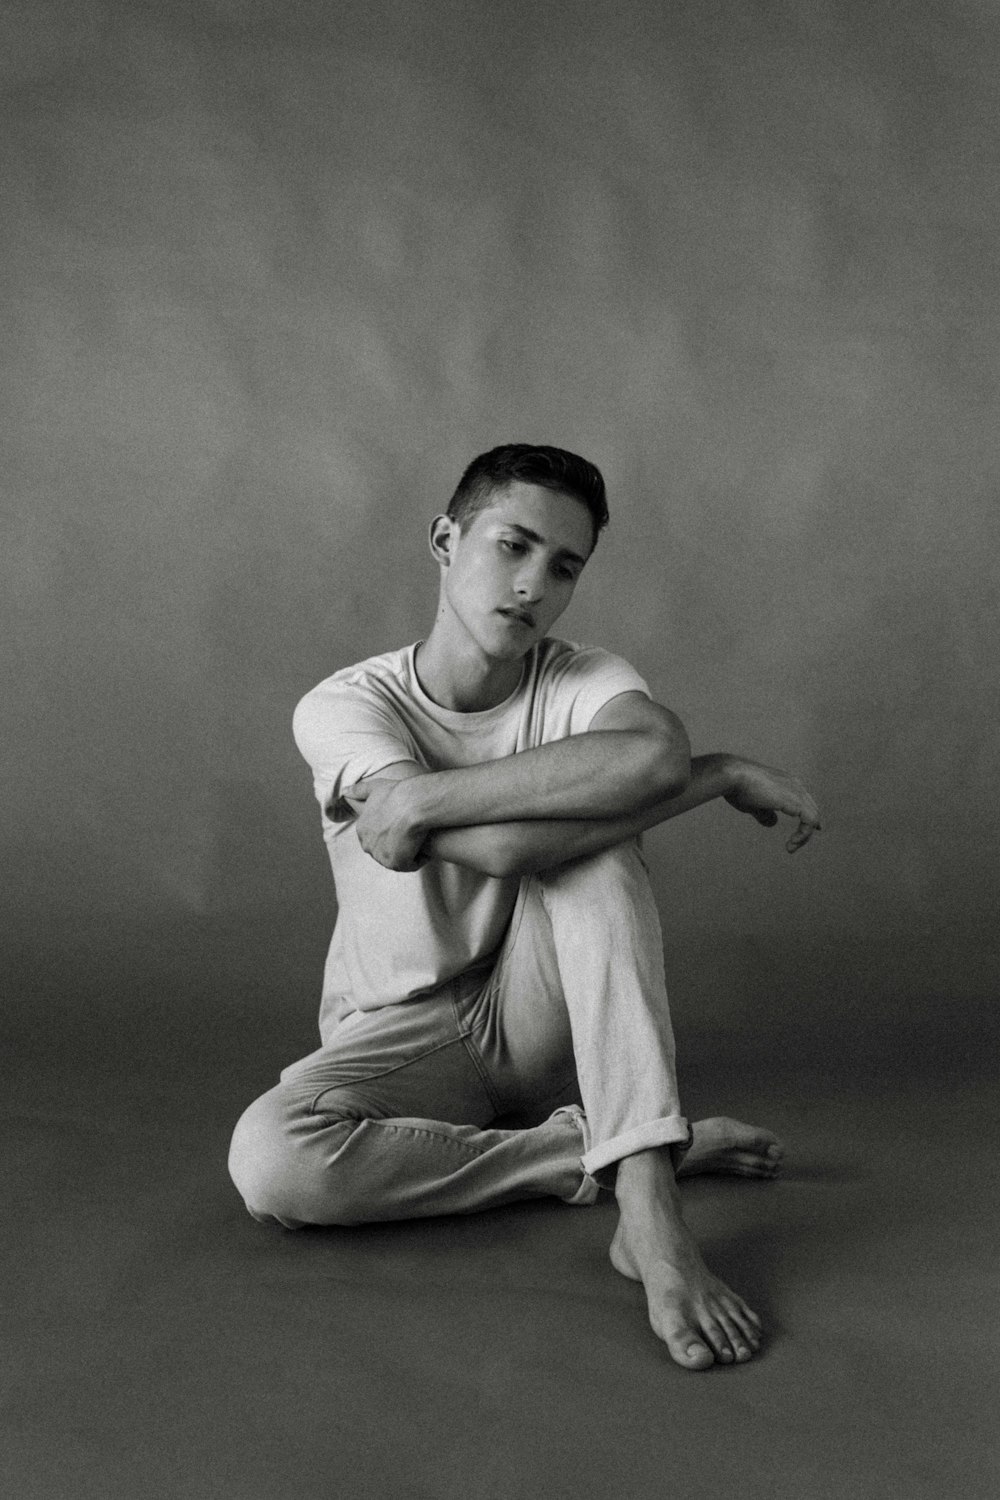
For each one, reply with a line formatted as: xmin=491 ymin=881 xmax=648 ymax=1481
xmin=293 ymin=637 xmax=650 ymax=1034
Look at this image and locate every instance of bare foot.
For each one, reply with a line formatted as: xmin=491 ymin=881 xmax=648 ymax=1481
xmin=678 ymin=1117 xmax=784 ymax=1180
xmin=612 ymin=1148 xmax=763 ymax=1370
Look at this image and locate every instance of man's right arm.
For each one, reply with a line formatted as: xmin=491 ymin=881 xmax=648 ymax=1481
xmin=349 ymin=754 xmax=820 ymax=876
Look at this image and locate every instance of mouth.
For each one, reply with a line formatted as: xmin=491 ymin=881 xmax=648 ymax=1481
xmin=497 ymin=607 xmax=536 ymax=629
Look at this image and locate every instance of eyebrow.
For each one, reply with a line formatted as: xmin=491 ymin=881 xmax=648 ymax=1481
xmin=502 ymin=523 xmax=588 ymax=570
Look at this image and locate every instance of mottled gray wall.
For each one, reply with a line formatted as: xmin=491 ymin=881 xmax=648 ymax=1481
xmin=5 ymin=1 xmax=997 ymax=1018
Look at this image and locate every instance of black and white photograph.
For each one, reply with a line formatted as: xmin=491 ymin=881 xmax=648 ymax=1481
xmin=3 ymin=2 xmax=997 ymax=1496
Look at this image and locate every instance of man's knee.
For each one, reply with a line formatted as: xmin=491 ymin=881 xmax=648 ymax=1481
xmin=228 ymin=1084 xmax=375 ymax=1228
xmin=228 ymin=1088 xmax=301 ymax=1225
xmin=539 ymin=838 xmax=647 ymax=898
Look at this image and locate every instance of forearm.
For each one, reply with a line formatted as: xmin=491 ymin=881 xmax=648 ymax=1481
xmin=425 ymin=754 xmax=738 ymax=876
xmin=407 ymin=725 xmax=690 ymax=835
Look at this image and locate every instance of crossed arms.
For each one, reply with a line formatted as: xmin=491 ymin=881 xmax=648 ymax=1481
xmin=343 ymin=691 xmax=822 ymax=877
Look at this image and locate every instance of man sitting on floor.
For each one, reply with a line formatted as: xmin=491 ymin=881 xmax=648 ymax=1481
xmin=229 ymin=443 xmax=821 ymax=1371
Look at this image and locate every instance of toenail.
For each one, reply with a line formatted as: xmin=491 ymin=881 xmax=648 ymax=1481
xmin=767 ymin=1145 xmax=781 ymax=1158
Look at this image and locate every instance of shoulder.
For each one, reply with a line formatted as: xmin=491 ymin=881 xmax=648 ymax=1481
xmin=528 ymin=637 xmax=651 ymax=737
xmin=535 ymin=637 xmax=649 ymax=690
xmin=292 ymin=645 xmax=412 ymax=746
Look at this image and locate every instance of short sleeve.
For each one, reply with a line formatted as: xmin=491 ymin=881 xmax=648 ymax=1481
xmin=292 ymin=678 xmax=417 ymax=822
xmin=560 ymin=646 xmax=652 ymax=736
xmin=529 ymin=641 xmax=652 ymax=744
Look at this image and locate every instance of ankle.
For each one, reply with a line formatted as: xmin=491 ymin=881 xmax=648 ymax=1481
xmin=614 ymin=1148 xmax=689 ymax=1241
xmin=615 ymin=1145 xmax=679 ymax=1201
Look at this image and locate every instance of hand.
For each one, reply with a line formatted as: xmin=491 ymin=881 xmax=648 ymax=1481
xmin=724 ymin=758 xmax=822 ymax=853
xmin=343 ymin=778 xmax=428 ymax=871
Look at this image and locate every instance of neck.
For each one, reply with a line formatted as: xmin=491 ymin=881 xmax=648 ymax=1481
xmin=415 ymin=619 xmax=527 ymax=712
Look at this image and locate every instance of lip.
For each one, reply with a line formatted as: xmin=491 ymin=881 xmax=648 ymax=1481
xmin=497 ymin=608 xmax=536 ymax=628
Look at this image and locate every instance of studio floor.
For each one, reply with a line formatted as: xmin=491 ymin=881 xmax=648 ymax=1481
xmin=3 ymin=916 xmax=997 ymax=1500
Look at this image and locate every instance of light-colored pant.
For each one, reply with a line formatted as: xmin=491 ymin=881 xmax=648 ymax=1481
xmin=229 ymin=841 xmax=690 ymax=1228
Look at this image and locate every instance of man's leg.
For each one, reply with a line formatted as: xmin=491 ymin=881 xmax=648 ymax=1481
xmin=227 ymin=974 xmax=600 ymax=1229
xmin=474 ymin=839 xmax=775 ymax=1369
xmin=229 ymin=840 xmax=779 ymax=1367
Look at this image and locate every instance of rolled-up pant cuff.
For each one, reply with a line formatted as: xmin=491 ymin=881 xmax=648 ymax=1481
xmin=581 ymin=1114 xmax=693 ymax=1188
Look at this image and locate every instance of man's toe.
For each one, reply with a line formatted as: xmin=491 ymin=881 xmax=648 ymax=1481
xmin=719 ymin=1310 xmax=755 ymax=1361
xmin=725 ymin=1297 xmax=763 ymax=1344
xmin=675 ymin=1336 xmax=716 ymax=1370
xmin=658 ymin=1314 xmax=716 ymax=1368
xmin=702 ymin=1320 xmax=737 ymax=1363
xmin=730 ymin=1151 xmax=778 ymax=1176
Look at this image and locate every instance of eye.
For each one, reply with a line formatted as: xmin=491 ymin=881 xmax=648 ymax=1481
xmin=553 ymin=564 xmax=577 ymax=582
xmin=499 ymin=538 xmax=526 ymax=554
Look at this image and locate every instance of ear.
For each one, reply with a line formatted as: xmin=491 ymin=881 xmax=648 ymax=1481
xmin=428 ymin=513 xmax=458 ymax=568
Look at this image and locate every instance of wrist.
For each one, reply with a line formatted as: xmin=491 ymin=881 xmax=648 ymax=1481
xmin=395 ymin=772 xmax=434 ymax=835
xmin=715 ymin=753 xmax=745 ymax=799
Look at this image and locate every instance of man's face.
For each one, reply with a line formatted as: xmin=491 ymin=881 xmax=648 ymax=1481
xmin=441 ymin=482 xmax=594 ymax=661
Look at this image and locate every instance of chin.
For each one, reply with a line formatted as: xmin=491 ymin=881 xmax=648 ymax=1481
xmin=490 ymin=640 xmax=532 ymax=663
xmin=483 ymin=630 xmax=536 ymax=663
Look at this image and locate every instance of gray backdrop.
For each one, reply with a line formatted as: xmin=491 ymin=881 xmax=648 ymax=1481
xmin=5 ymin=0 xmax=997 ymax=1043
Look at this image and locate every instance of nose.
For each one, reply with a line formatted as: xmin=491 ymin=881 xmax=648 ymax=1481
xmin=514 ymin=557 xmax=547 ymax=603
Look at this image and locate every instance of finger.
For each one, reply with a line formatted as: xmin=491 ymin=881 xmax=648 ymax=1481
xmin=343 ymin=782 xmax=371 ymax=803
xmin=786 ymin=815 xmax=821 ymax=853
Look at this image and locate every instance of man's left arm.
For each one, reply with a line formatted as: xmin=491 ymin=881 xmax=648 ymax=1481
xmin=347 ymin=692 xmax=820 ymax=872
xmin=347 ymin=691 xmax=689 ymax=870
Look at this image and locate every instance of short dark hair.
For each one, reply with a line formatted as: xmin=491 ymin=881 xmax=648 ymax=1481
xmin=446 ymin=444 xmax=609 ymax=550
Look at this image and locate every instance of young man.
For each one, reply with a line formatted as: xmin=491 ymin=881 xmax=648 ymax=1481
xmin=229 ymin=444 xmax=821 ymax=1371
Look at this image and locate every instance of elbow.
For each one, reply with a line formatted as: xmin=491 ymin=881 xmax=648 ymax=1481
xmin=644 ymin=741 xmax=691 ymax=803
xmin=659 ymin=761 xmax=691 ymax=800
